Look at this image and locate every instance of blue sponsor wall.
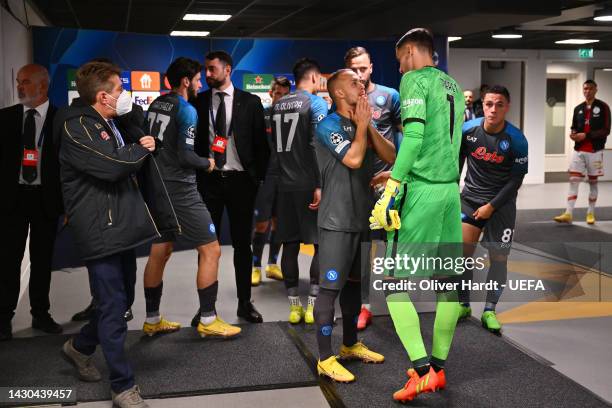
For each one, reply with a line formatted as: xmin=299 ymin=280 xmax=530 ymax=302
xmin=32 ymin=27 xmax=447 ymax=266
xmin=33 ymin=27 xmax=447 ymax=107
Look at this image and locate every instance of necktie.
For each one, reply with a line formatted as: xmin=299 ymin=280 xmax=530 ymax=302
xmin=108 ymin=119 xmax=125 ymax=148
xmin=22 ymin=109 xmax=37 ymax=183
xmin=214 ymin=92 xmax=227 ymax=168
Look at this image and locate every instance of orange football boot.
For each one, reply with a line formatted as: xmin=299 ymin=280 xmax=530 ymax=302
xmin=392 ymin=366 xmax=439 ymax=402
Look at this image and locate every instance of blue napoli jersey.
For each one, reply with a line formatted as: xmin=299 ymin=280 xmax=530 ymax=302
xmin=147 ymin=93 xmax=199 ymax=183
xmin=368 ymin=84 xmax=401 ymax=173
xmin=461 ymin=118 xmax=528 ymax=203
xmin=271 ymin=90 xmax=328 ymax=191
xmin=315 ymin=112 xmax=373 ymax=232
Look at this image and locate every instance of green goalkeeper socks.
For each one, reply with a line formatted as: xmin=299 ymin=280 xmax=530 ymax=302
xmin=386 ymin=292 xmax=428 ymax=362
xmin=431 ymin=290 xmax=460 ymax=363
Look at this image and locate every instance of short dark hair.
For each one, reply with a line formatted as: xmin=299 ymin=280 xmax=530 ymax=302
xmin=479 ymin=83 xmax=489 ymax=92
xmin=272 ymin=76 xmax=291 ymax=90
xmin=165 ymin=57 xmax=202 ymax=89
xmin=584 ymin=79 xmax=597 ymax=87
xmin=205 ymin=50 xmax=233 ymax=68
xmin=76 ymin=61 xmax=121 ymax=105
xmin=484 ymin=85 xmax=510 ymax=102
xmin=293 ymin=57 xmax=321 ymax=83
xmin=344 ymin=46 xmax=371 ymax=66
xmin=396 ymin=28 xmax=434 ymax=56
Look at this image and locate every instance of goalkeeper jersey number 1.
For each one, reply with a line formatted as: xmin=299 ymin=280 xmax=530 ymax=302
xmin=399 ymin=66 xmax=465 ymax=184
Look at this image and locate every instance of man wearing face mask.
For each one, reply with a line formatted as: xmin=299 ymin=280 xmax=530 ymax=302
xmin=68 ymin=58 xmax=146 ymax=324
xmin=0 ymin=64 xmax=63 ymax=341
xmin=58 ymin=61 xmax=158 ymax=408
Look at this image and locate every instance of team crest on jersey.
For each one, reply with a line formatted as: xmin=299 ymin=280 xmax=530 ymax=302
xmin=593 ymin=106 xmax=601 ymax=115
xmin=317 ymin=114 xmax=325 ymax=122
xmin=499 ymin=140 xmax=510 ymax=152
xmin=372 ymin=109 xmax=382 ymax=120
xmin=330 ymin=132 xmax=344 ymax=145
xmin=376 ymin=95 xmax=386 ymax=106
xmin=100 ymin=131 xmax=110 ymax=141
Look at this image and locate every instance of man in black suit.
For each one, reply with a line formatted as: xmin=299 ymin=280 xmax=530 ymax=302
xmin=192 ymin=50 xmax=269 ymax=323
xmin=0 ymin=64 xmax=63 ymax=340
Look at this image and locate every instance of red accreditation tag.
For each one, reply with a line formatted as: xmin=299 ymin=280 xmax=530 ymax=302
xmin=211 ymin=135 xmax=227 ymax=153
xmin=22 ymin=149 xmax=39 ymax=167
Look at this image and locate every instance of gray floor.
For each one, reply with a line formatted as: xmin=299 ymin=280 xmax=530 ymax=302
xmin=10 ymin=182 xmax=612 ymax=407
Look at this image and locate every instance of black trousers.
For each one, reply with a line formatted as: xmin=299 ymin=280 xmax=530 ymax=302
xmin=199 ymin=171 xmax=257 ymax=302
xmin=1 ymin=187 xmax=58 ymax=322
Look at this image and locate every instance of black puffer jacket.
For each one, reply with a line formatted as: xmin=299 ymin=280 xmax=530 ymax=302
xmin=58 ymin=105 xmax=163 ymax=260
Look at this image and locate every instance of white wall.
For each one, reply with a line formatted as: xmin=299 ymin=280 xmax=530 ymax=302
xmin=450 ymin=48 xmax=612 ymax=183
xmin=1 ymin=0 xmax=47 ymax=108
xmin=481 ymin=60 xmax=523 ymax=126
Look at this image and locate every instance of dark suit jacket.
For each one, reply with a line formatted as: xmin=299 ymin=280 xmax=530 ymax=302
xmin=192 ymin=87 xmax=269 ymax=183
xmin=0 ymin=102 xmax=63 ymax=217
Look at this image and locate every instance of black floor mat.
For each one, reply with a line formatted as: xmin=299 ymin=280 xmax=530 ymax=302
xmin=286 ymin=314 xmax=609 ymax=408
xmin=0 ymin=322 xmax=316 ymax=403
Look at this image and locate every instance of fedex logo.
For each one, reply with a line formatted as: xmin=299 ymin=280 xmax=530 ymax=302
xmin=471 ymin=147 xmax=504 ymax=164
xmin=134 ymin=95 xmax=155 ymax=106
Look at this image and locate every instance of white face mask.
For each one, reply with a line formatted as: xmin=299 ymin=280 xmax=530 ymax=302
xmin=106 ymin=90 xmax=132 ymax=116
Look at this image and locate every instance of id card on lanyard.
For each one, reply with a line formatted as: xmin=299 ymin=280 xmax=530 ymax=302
xmin=209 ymin=96 xmax=233 ymax=154
xmin=22 ymin=130 xmax=44 ymax=167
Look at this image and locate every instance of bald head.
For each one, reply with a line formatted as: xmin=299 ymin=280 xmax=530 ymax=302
xmin=327 ymin=69 xmax=357 ymax=99
xmin=327 ymin=68 xmax=364 ymax=110
xmin=17 ymin=64 xmax=49 ymax=108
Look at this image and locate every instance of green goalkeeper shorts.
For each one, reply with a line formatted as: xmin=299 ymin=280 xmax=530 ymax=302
xmin=385 ymin=180 xmax=462 ymax=278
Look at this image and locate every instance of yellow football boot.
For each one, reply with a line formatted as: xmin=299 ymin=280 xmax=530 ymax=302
xmin=339 ymin=342 xmax=385 ymax=364
xmin=197 ymin=317 xmax=241 ymax=338
xmin=289 ymin=305 xmax=304 ymax=324
xmin=265 ymin=264 xmax=283 ymax=280
xmin=251 ymin=267 xmax=262 ymax=286
xmin=553 ymin=212 xmax=573 ymax=224
xmin=586 ymin=212 xmax=595 ymax=225
xmin=317 ymin=356 xmax=355 ymax=383
xmin=142 ymin=317 xmax=181 ymax=337
xmin=304 ymin=296 xmax=315 ymax=324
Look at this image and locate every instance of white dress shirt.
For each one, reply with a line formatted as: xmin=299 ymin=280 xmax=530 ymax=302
xmin=19 ymin=99 xmax=49 ymax=185
xmin=209 ymin=82 xmax=244 ymax=171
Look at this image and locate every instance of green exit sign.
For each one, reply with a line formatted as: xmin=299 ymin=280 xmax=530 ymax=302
xmin=579 ymin=48 xmax=594 ymax=58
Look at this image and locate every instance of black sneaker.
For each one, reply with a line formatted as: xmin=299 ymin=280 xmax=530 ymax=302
xmin=71 ymin=302 xmax=94 ymax=322
xmin=32 ymin=314 xmax=63 ymax=334
xmin=0 ymin=321 xmax=12 ymax=341
xmin=124 ymin=308 xmax=133 ymax=322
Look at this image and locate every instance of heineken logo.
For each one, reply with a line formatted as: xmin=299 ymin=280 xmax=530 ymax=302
xmin=243 ymin=74 xmax=273 ymax=91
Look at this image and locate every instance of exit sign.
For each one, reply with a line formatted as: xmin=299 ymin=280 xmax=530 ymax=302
xmin=579 ymin=48 xmax=594 ymax=58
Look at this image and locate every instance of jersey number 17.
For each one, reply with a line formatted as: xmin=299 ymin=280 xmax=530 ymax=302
xmin=273 ymin=113 xmax=299 ymax=152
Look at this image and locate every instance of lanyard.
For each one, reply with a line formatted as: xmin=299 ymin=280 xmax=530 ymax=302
xmin=209 ymin=92 xmax=234 ymax=137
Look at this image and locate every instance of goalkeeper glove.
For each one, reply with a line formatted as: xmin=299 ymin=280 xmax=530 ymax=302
xmin=369 ymin=178 xmax=401 ymax=231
